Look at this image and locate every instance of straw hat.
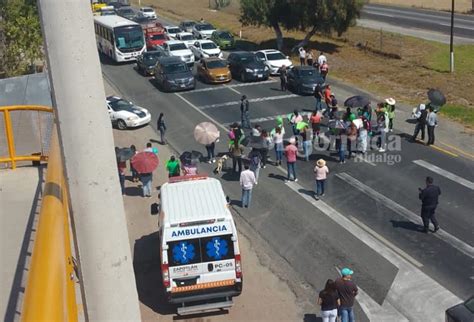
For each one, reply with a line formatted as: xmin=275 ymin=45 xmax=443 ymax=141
xmin=316 ymin=159 xmax=326 ymax=167
xmin=385 ymin=97 xmax=396 ymax=105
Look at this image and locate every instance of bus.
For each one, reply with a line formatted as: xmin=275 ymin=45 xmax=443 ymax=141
xmin=93 ymin=15 xmax=146 ymax=62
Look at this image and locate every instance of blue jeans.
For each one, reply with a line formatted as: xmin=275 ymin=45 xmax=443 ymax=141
xmin=336 ymin=139 xmax=345 ymax=162
xmin=206 ymin=144 xmax=215 ymax=160
xmin=275 ymin=144 xmax=283 ymax=162
xmin=339 ymin=307 xmax=355 ymax=322
xmin=159 ymin=126 xmax=166 ymax=144
xmin=119 ymin=173 xmax=125 ymax=195
xmin=315 ymin=97 xmax=322 ymax=111
xmin=141 ymin=174 xmax=153 ymax=197
xmin=287 ymin=162 xmax=296 ymax=180
xmin=250 ymin=165 xmax=260 ymax=182
xmin=241 ymin=189 xmax=252 ymax=207
xmin=315 ymin=179 xmax=325 ymax=196
xmin=303 ymin=140 xmax=312 ymax=161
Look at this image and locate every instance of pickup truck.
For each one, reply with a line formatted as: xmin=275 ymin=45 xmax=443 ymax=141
xmin=161 ymin=40 xmax=195 ymax=67
xmin=144 ymin=26 xmax=167 ymax=49
xmin=190 ymin=40 xmax=223 ymax=60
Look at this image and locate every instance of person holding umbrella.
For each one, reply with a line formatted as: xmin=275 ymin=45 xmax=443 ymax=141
xmin=131 ymin=150 xmax=159 ymax=198
xmin=194 ymin=122 xmax=220 ymax=163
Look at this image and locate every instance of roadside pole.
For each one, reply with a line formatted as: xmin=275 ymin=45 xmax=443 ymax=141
xmin=450 ymin=0 xmax=455 ymax=73
xmin=36 ymin=0 xmax=142 ymax=321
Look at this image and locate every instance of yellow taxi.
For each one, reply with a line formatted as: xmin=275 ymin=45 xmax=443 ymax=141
xmin=196 ymin=58 xmax=231 ymax=84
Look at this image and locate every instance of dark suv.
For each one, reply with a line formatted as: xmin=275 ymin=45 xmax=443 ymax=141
xmin=227 ymin=51 xmax=270 ymax=82
xmin=153 ymin=56 xmax=195 ymax=92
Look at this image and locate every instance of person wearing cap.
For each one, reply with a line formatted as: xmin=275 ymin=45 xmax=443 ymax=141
xmin=240 ymin=95 xmax=251 ymax=129
xmin=411 ymin=103 xmax=428 ymax=142
xmin=336 ymin=267 xmax=358 ymax=322
xmin=285 ymin=138 xmax=298 ymax=182
xmin=313 ymin=159 xmax=329 ymax=200
xmin=384 ymin=97 xmax=396 ymax=132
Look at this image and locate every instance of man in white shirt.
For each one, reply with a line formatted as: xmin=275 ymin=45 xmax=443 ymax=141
xmin=240 ymin=165 xmax=257 ymax=208
xmin=426 ymin=106 xmax=438 ymax=145
xmin=318 ymin=52 xmax=327 ymax=66
xmin=299 ymin=47 xmax=306 ymax=66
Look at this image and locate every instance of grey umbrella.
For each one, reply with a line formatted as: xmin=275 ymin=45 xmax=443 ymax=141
xmin=344 ymin=95 xmax=370 ymax=108
xmin=427 ymin=89 xmax=446 ymax=106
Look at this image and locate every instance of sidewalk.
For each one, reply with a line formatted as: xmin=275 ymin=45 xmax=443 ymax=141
xmin=105 ymin=80 xmax=302 ymax=321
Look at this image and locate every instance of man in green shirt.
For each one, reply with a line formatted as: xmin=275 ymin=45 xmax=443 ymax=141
xmin=166 ymin=156 xmax=180 ymax=177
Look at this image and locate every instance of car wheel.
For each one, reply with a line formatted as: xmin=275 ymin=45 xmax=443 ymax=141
xmin=240 ymin=72 xmax=246 ymax=82
xmin=117 ymin=119 xmax=127 ymax=130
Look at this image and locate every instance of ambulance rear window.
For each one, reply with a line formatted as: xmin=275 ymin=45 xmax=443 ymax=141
xmin=167 ymin=235 xmax=234 ymax=267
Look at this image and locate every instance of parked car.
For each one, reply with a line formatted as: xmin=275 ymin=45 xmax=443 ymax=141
xmin=163 ymin=26 xmax=182 ymax=40
xmin=190 ymin=40 xmax=223 ymax=59
xmin=136 ymin=49 xmax=166 ymax=76
xmin=192 ymin=23 xmax=216 ymax=39
xmin=175 ymin=32 xmax=196 ymax=47
xmin=139 ymin=7 xmax=156 ymax=19
xmin=211 ymin=30 xmax=235 ymax=50
xmin=227 ymin=51 xmax=270 ymax=82
xmin=161 ymin=40 xmax=195 ymax=67
xmin=153 ymin=56 xmax=196 ymax=92
xmin=446 ymin=296 xmax=474 ymax=322
xmin=116 ymin=6 xmax=136 ymax=20
xmin=179 ymin=20 xmax=196 ymax=33
xmin=255 ymin=49 xmax=292 ymax=75
xmin=132 ymin=13 xmax=154 ymax=26
xmin=106 ymin=96 xmax=151 ymax=130
xmin=287 ymin=66 xmax=325 ymax=95
xmin=197 ymin=58 xmax=231 ymax=84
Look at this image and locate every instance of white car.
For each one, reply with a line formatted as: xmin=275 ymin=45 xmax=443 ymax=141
xmin=106 ymin=96 xmax=151 ymax=130
xmin=190 ymin=40 xmax=223 ymax=59
xmin=161 ymin=40 xmax=195 ymax=66
xmin=192 ymin=22 xmax=216 ymax=39
xmin=139 ymin=7 xmax=156 ymax=19
xmin=255 ymin=49 xmax=293 ymax=75
xmin=164 ymin=25 xmax=182 ymax=40
xmin=175 ymin=32 xmax=196 ymax=47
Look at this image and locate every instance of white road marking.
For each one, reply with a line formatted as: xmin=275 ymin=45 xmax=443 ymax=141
xmin=413 ymin=159 xmax=474 ymax=190
xmin=336 ymin=172 xmax=474 ymax=259
xmin=188 ymin=79 xmax=277 ymax=93
xmin=353 ymin=154 xmax=377 ymax=166
xmin=198 ymin=94 xmax=299 ymax=110
xmin=175 ymin=91 xmax=462 ymax=321
xmin=224 ymin=84 xmax=242 ymax=95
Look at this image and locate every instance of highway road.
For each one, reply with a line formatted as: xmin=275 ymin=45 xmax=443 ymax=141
xmin=361 ymin=4 xmax=474 ymax=40
xmin=100 ymin=12 xmax=474 ymax=322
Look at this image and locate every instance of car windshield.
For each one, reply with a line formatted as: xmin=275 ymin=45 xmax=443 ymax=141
xmin=109 ymin=99 xmax=134 ymax=112
xmin=142 ymin=8 xmax=153 ymax=12
xmin=143 ymin=52 xmax=161 ymax=61
xmin=114 ymin=25 xmax=145 ymax=50
xmin=201 ymin=42 xmax=217 ymax=50
xmin=167 ymin=27 xmax=181 ymax=34
xmin=119 ymin=8 xmax=133 ymax=14
xmin=169 ymin=43 xmax=187 ymax=51
xmin=298 ymin=69 xmax=318 ymax=77
xmin=239 ymin=54 xmax=257 ymax=63
xmin=163 ymin=62 xmax=188 ymax=73
xmin=196 ymin=24 xmax=214 ymax=31
xmin=151 ymin=34 xmax=165 ymax=40
xmin=218 ymin=32 xmax=233 ymax=39
xmin=182 ymin=21 xmax=195 ymax=27
xmin=267 ymin=52 xmax=286 ymax=60
xmin=180 ymin=34 xmax=194 ymax=40
xmin=206 ymin=60 xmax=227 ymax=69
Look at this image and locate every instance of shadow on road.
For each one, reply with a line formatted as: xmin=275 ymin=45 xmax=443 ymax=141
xmin=124 ymin=186 xmax=143 ymax=197
xmin=303 ymin=313 xmax=322 ymax=322
xmin=390 ymin=220 xmax=424 ymax=232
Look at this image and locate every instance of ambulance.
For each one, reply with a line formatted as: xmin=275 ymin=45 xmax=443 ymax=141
xmin=158 ymin=175 xmax=243 ymax=314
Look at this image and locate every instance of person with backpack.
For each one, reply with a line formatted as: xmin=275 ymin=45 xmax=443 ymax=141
xmin=318 ymin=279 xmax=340 ymax=322
xmin=384 ymin=97 xmax=396 ymax=132
xmin=314 ymin=83 xmax=324 ymax=111
xmin=248 ymin=149 xmax=262 ymax=184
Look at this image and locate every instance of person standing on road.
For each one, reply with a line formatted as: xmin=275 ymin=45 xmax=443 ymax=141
xmin=314 ymin=83 xmax=324 ymax=112
xmin=306 ymin=50 xmax=314 ymax=66
xmin=240 ymin=95 xmax=251 ymax=129
xmin=260 ymin=129 xmax=271 ymax=168
xmin=290 ymin=110 xmax=303 ymax=135
xmin=301 ymin=125 xmax=313 ymax=161
xmin=426 ymin=106 xmax=438 ymax=146
xmin=248 ymin=149 xmax=262 ymax=184
xmin=129 ymin=145 xmax=139 ymax=182
xmin=411 ymin=103 xmax=428 ymax=142
xmin=166 ymin=155 xmax=180 ymax=177
xmin=314 ymin=159 xmax=329 ymax=200
xmin=157 ymin=113 xmax=167 ymax=145
xmin=419 ymin=176 xmax=441 ymax=233
xmin=318 ymin=51 xmax=327 ymax=67
xmin=285 ymin=137 xmax=298 ymax=182
xmin=318 ymin=279 xmax=340 ymax=322
xmin=240 ymin=165 xmax=257 ymax=208
xmin=323 ymin=85 xmax=332 ymax=116
xmin=336 ymin=267 xmax=358 ymax=322
xmin=144 ymin=142 xmax=153 ymax=152
xmin=358 ymin=117 xmax=369 ymax=154
xmin=116 ymin=147 xmax=127 ymax=195
xmin=376 ymin=103 xmax=389 ymax=152
xmin=299 ymin=47 xmax=306 ymax=65
xmin=272 ymin=126 xmax=284 ymax=166
xmin=320 ymin=61 xmax=329 ymax=81
xmin=384 ymin=98 xmax=396 ymax=132
xmin=279 ymin=65 xmax=288 ymax=91
xmin=310 ymin=110 xmax=322 ymax=146
xmin=205 ymin=139 xmax=217 ymax=163
xmin=230 ymin=140 xmax=244 ymax=173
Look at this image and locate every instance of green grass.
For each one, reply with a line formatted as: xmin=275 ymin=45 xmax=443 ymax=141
xmin=439 ymin=104 xmax=474 ymax=127
xmin=426 ymin=44 xmax=474 ymax=74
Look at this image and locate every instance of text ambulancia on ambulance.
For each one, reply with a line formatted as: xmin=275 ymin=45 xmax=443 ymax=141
xmin=158 ymin=175 xmax=242 ymax=315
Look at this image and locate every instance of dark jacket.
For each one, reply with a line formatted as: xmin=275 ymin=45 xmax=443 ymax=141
xmin=240 ymin=99 xmax=249 ymax=113
xmin=417 ymin=110 xmax=428 ymax=124
xmin=419 ymin=184 xmax=441 ymax=208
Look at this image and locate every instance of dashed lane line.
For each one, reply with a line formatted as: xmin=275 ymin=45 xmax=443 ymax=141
xmin=198 ymin=94 xmax=299 ymax=110
xmin=187 ymin=79 xmax=277 ymax=94
xmin=336 ymin=172 xmax=474 ymax=259
xmin=413 ymin=159 xmax=474 ymax=190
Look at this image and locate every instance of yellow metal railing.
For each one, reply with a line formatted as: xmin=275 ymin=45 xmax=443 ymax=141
xmin=0 ymin=105 xmax=53 ymax=169
xmin=21 ymin=127 xmax=79 ymax=322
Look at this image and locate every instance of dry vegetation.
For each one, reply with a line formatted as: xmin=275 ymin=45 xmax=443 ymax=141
xmin=132 ymin=0 xmax=474 ymax=126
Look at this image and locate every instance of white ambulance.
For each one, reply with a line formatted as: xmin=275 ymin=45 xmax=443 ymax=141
xmin=158 ymin=175 xmax=243 ymax=314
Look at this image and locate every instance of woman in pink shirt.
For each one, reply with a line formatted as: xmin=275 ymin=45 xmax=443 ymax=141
xmin=285 ymin=138 xmax=298 ymax=182
xmin=314 ymin=158 xmax=329 ymax=199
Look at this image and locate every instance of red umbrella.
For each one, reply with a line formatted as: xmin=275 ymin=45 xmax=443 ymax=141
xmin=131 ymin=152 xmax=159 ymax=174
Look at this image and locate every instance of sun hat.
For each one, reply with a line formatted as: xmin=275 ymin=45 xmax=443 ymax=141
xmin=341 ymin=267 xmax=354 ymax=276
xmin=385 ymin=97 xmax=396 ymax=105
xmin=316 ymin=159 xmax=326 ymax=167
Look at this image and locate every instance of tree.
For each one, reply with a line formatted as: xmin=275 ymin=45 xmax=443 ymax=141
xmin=0 ymin=0 xmax=43 ymax=78
xmin=239 ymin=0 xmax=363 ymax=51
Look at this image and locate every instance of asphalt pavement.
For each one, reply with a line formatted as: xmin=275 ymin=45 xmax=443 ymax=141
xmin=361 ymin=3 xmax=474 ymax=40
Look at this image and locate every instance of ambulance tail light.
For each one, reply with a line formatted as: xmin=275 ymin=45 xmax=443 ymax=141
xmin=234 ymin=254 xmax=242 ymax=279
xmin=162 ymin=263 xmax=170 ymax=288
